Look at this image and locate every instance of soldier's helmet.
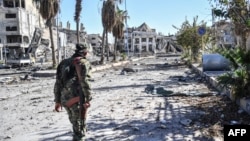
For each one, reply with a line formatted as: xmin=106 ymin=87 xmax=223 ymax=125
xmin=75 ymin=42 xmax=89 ymax=53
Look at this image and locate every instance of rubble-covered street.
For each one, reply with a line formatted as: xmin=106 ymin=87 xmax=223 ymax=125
xmin=1 ymin=56 xmax=250 ymax=141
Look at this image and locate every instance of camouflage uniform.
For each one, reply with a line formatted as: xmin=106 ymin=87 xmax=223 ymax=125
xmin=54 ymin=43 xmax=92 ymax=141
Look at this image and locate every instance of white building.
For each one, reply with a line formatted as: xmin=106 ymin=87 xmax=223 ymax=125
xmin=118 ymin=23 xmax=158 ymax=56
xmin=0 ymin=0 xmax=70 ymax=64
xmin=0 ymin=0 xmax=42 ymax=61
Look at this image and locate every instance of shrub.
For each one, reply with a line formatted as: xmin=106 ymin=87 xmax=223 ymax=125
xmin=217 ymin=48 xmax=250 ymax=99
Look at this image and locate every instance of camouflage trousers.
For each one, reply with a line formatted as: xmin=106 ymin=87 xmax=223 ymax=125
xmin=64 ymin=103 xmax=86 ymax=141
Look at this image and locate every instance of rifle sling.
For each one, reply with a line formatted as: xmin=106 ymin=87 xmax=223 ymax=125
xmin=73 ymin=57 xmax=87 ymax=123
xmin=73 ymin=57 xmax=86 ymax=103
xmin=65 ymin=57 xmax=86 ymax=108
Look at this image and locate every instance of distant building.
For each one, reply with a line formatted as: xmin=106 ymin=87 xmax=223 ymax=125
xmin=118 ymin=22 xmax=157 ymax=56
xmin=59 ymin=27 xmax=87 ymax=44
xmin=87 ymin=34 xmax=102 ymax=55
xmin=213 ymin=20 xmax=250 ymax=50
xmin=213 ymin=20 xmax=235 ymax=48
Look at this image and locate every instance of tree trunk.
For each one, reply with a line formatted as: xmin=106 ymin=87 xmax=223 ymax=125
xmin=106 ymin=30 xmax=109 ymax=61
xmin=48 ymin=20 xmax=57 ymax=68
xmin=242 ymin=33 xmax=247 ymax=50
xmin=76 ymin=21 xmax=80 ymax=43
xmin=113 ymin=37 xmax=117 ymax=61
xmin=100 ymin=29 xmax=105 ymax=64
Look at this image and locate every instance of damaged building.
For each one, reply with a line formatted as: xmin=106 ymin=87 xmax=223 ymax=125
xmin=0 ymin=0 xmax=68 ymax=66
xmin=118 ymin=23 xmax=158 ymax=56
xmin=87 ymin=34 xmax=102 ymax=56
xmin=118 ymin=22 xmax=181 ymax=56
xmin=0 ymin=0 xmax=43 ymax=64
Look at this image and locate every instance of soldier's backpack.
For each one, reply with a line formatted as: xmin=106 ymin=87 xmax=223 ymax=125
xmin=56 ymin=58 xmax=76 ymax=87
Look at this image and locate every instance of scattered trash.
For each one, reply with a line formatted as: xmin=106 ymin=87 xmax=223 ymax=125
xmin=4 ymin=136 xmax=12 ymax=139
xmin=122 ymin=67 xmax=136 ymax=73
xmin=120 ymin=71 xmax=127 ymax=75
xmin=145 ymin=84 xmax=154 ymax=93
xmin=145 ymin=85 xmax=174 ymax=96
xmin=180 ymin=119 xmax=192 ymax=126
xmin=156 ymin=87 xmax=174 ymax=96
xmin=20 ymin=74 xmax=31 ymax=80
xmin=0 ymin=97 xmax=8 ymax=101
xmin=0 ymin=77 xmax=14 ymax=84
xmin=158 ymin=124 xmax=167 ymax=129
xmin=132 ymin=127 xmax=140 ymax=131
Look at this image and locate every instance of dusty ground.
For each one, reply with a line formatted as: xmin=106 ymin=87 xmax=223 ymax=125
xmin=0 ymin=56 xmax=250 ymax=141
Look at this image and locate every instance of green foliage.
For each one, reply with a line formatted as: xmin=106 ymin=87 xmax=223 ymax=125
xmin=180 ymin=52 xmax=189 ymax=60
xmin=208 ymin=0 xmax=250 ymax=98
xmin=175 ymin=16 xmax=210 ymax=62
xmin=212 ymin=8 xmax=228 ymax=18
xmin=217 ymin=47 xmax=250 ymax=69
xmin=216 ymin=47 xmax=250 ymax=98
xmin=217 ymin=68 xmax=249 ymax=98
xmin=120 ymin=52 xmax=126 ymax=61
xmin=112 ymin=7 xmax=127 ymax=61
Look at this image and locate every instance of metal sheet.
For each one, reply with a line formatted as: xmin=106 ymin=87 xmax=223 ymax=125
xmin=202 ymin=53 xmax=231 ymax=71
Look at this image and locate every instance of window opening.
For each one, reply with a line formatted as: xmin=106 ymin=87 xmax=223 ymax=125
xmin=6 ymin=26 xmax=17 ymax=31
xmin=5 ymin=13 xmax=16 ymax=18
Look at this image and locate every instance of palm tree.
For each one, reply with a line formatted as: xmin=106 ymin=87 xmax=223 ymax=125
xmin=33 ymin=0 xmax=59 ymax=68
xmin=112 ymin=7 xmax=126 ymax=61
xmin=74 ymin=0 xmax=82 ymax=44
xmin=101 ymin=0 xmax=115 ymax=63
xmin=100 ymin=0 xmax=124 ymax=64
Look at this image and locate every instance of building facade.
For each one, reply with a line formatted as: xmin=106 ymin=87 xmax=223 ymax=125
xmin=0 ymin=0 xmax=42 ymax=61
xmin=213 ymin=20 xmax=235 ymax=48
xmin=87 ymin=34 xmax=102 ymax=55
xmin=118 ymin=22 xmax=158 ymax=56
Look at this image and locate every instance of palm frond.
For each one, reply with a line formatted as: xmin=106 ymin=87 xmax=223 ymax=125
xmin=217 ymin=72 xmax=235 ymax=88
xmin=39 ymin=0 xmax=59 ymax=20
xmin=101 ymin=0 xmax=116 ymax=32
xmin=74 ymin=0 xmax=82 ymax=22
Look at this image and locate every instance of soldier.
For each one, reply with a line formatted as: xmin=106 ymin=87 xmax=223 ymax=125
xmin=54 ymin=42 xmax=92 ymax=141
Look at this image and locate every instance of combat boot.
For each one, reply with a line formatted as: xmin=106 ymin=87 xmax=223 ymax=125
xmin=72 ymin=135 xmax=85 ymax=141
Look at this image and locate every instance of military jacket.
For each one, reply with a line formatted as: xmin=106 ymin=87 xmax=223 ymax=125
xmin=54 ymin=56 xmax=92 ymax=105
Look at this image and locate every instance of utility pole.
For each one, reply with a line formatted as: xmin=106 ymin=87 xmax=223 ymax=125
xmin=212 ymin=8 xmax=217 ymax=48
xmin=4 ymin=42 xmax=7 ymax=64
xmin=0 ymin=42 xmax=2 ymax=61
xmin=57 ymin=0 xmax=61 ymax=63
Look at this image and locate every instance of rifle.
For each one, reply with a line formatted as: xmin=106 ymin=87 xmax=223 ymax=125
xmin=65 ymin=96 xmax=79 ymax=107
xmin=65 ymin=95 xmax=88 ymax=121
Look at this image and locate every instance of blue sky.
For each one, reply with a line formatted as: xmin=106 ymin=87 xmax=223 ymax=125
xmin=59 ymin=0 xmax=212 ymax=35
